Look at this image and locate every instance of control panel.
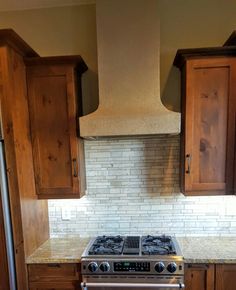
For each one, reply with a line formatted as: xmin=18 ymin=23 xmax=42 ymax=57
xmin=114 ymin=261 xmax=150 ymax=272
xmin=82 ymin=260 xmax=184 ymax=275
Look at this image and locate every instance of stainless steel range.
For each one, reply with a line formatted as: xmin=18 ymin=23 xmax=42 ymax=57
xmin=81 ymin=235 xmax=185 ymax=290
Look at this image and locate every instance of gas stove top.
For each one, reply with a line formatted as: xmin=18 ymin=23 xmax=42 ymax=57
xmin=81 ymin=235 xmax=184 ymax=277
xmin=86 ymin=235 xmax=178 ymax=256
xmin=81 ymin=235 xmax=185 ymax=289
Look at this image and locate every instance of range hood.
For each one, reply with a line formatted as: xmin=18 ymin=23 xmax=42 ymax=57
xmin=79 ymin=0 xmax=180 ymax=138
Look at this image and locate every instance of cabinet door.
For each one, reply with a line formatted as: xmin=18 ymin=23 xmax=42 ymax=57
xmin=185 ymin=264 xmax=214 ymax=290
xmin=216 ymin=264 xmax=236 ymax=290
xmin=27 ymin=65 xmax=85 ymax=199
xmin=182 ymin=57 xmax=236 ymax=195
xmin=28 ymin=264 xmax=80 ymax=290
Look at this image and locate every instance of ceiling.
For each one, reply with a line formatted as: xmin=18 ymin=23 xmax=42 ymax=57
xmin=0 ymin=0 xmax=95 ymax=11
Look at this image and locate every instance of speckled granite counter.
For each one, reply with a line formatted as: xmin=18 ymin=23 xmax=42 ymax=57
xmin=26 ymin=237 xmax=90 ymax=264
xmin=26 ymin=236 xmax=236 ymax=264
xmin=177 ymin=236 xmax=236 ymax=264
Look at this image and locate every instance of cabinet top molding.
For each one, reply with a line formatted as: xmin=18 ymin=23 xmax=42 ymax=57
xmin=0 ymin=29 xmax=38 ymax=57
xmin=174 ymin=31 xmax=236 ymax=68
xmin=223 ymin=31 xmax=236 ymax=46
xmin=174 ymin=46 xmax=236 ymax=68
xmin=24 ymin=55 xmax=88 ymax=74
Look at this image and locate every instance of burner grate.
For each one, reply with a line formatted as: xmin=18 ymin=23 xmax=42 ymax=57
xmin=141 ymin=235 xmax=177 ymax=255
xmin=88 ymin=235 xmax=124 ymax=255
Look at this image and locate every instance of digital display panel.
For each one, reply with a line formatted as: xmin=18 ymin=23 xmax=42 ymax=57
xmin=114 ymin=261 xmax=150 ymax=272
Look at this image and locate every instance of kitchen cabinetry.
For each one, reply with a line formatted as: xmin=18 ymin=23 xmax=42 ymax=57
xmin=215 ymin=264 xmax=236 ymax=290
xmin=0 ymin=29 xmax=50 ymax=290
xmin=185 ymin=264 xmax=214 ymax=290
xmin=174 ymin=50 xmax=236 ymax=195
xmin=26 ymin=57 xmax=87 ymax=199
xmin=185 ymin=263 xmax=236 ymax=290
xmin=28 ymin=263 xmax=80 ymax=290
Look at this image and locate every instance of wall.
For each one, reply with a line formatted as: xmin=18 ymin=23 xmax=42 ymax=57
xmin=0 ymin=4 xmax=98 ymax=115
xmin=159 ymin=0 xmax=236 ymax=111
xmin=0 ymin=2 xmax=236 ymax=237
xmin=49 ymin=136 xmax=236 ymax=237
xmin=1 ymin=1 xmax=236 ymax=113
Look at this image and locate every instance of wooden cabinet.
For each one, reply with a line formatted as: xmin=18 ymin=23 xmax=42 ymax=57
xmin=28 ymin=263 xmax=80 ymax=290
xmin=215 ymin=264 xmax=236 ymax=290
xmin=185 ymin=263 xmax=236 ymax=290
xmin=174 ymin=50 xmax=236 ymax=195
xmin=185 ymin=264 xmax=214 ymax=290
xmin=0 ymin=29 xmax=50 ymax=290
xmin=26 ymin=57 xmax=87 ymax=199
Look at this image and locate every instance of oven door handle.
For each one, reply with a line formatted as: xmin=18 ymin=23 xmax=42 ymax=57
xmin=81 ymin=282 xmax=185 ymax=289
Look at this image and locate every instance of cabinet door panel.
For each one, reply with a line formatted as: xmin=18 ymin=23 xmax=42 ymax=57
xmin=28 ymin=263 xmax=79 ymax=282
xmin=216 ymin=264 xmax=236 ymax=290
xmin=182 ymin=57 xmax=236 ymax=195
xmin=27 ymin=65 xmax=84 ymax=198
xmin=185 ymin=264 xmax=214 ymax=290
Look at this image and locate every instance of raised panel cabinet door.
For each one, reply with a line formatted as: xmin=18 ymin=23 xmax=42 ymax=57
xmin=216 ymin=264 xmax=236 ymax=290
xmin=185 ymin=264 xmax=214 ymax=290
xmin=182 ymin=57 xmax=236 ymax=195
xmin=27 ymin=64 xmax=85 ymax=199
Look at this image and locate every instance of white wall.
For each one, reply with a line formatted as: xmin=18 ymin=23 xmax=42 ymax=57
xmin=49 ymin=136 xmax=236 ymax=237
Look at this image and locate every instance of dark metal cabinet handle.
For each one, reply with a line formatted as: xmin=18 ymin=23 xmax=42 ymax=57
xmin=186 ymin=154 xmax=191 ymax=174
xmin=72 ymin=158 xmax=78 ymax=177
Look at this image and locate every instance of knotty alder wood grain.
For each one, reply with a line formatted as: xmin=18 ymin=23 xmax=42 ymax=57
xmin=215 ymin=264 xmax=236 ymax=290
xmin=26 ymin=59 xmax=86 ymax=199
xmin=176 ymin=56 xmax=236 ymax=195
xmin=28 ymin=263 xmax=81 ymax=290
xmin=185 ymin=263 xmax=236 ymax=290
xmin=0 ymin=30 xmax=49 ymax=290
xmin=185 ymin=264 xmax=214 ymax=290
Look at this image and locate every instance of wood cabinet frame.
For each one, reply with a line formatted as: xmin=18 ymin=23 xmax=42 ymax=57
xmin=175 ymin=49 xmax=236 ymax=195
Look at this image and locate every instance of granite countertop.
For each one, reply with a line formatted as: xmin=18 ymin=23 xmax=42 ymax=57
xmin=26 ymin=236 xmax=236 ymax=264
xmin=177 ymin=236 xmax=236 ymax=264
xmin=26 ymin=237 xmax=90 ymax=264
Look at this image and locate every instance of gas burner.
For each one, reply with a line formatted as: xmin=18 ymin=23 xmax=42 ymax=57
xmin=141 ymin=235 xmax=176 ymax=255
xmin=95 ymin=235 xmax=123 ymax=244
xmin=88 ymin=235 xmax=124 ymax=255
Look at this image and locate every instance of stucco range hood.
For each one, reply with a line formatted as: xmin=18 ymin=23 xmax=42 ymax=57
xmin=79 ymin=0 xmax=180 ymax=138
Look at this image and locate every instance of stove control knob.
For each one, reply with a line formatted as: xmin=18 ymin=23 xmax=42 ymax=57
xmin=88 ymin=262 xmax=98 ymax=273
xmin=100 ymin=262 xmax=110 ymax=272
xmin=167 ymin=262 xmax=177 ymax=273
xmin=154 ymin=262 xmax=165 ymax=273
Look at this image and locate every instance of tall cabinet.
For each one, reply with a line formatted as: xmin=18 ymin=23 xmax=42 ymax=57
xmin=0 ymin=29 xmax=49 ymax=290
xmin=174 ymin=48 xmax=236 ymax=195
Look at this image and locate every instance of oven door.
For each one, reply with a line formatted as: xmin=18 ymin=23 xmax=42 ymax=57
xmin=81 ymin=275 xmax=185 ymax=290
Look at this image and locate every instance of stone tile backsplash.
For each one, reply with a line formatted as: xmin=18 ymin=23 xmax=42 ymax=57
xmin=48 ymin=136 xmax=236 ymax=237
